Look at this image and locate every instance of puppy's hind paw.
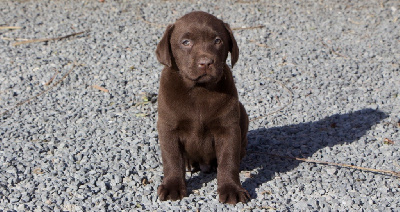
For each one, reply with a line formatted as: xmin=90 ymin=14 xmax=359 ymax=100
xmin=157 ymin=183 xmax=187 ymax=201
xmin=218 ymin=184 xmax=250 ymax=204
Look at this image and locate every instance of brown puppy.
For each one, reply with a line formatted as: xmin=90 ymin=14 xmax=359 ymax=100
xmin=156 ymin=11 xmax=249 ymax=204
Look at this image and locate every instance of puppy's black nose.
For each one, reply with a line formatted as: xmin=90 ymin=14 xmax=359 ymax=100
xmin=197 ymin=57 xmax=214 ymax=70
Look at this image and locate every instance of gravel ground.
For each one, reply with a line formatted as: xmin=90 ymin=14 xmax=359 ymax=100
xmin=1 ymin=0 xmax=399 ymax=211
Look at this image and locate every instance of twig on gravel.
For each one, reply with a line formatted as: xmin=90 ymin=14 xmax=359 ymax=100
xmin=12 ymin=30 xmax=89 ymax=46
xmin=383 ymin=138 xmax=395 ymax=145
xmin=92 ymin=85 xmax=109 ymax=93
xmin=241 ymin=205 xmax=276 ymax=211
xmin=45 ymin=70 xmax=59 ymax=86
xmin=0 ymin=26 xmax=22 ymax=30
xmin=136 ymin=7 xmax=168 ymax=28
xmin=248 ymin=39 xmax=278 ymax=50
xmin=232 ymin=25 xmax=265 ymax=30
xmin=1 ymin=62 xmax=77 ymax=117
xmin=250 ymin=77 xmax=294 ymax=122
xmin=348 ymin=18 xmax=363 ymax=25
xmin=257 ymin=152 xmax=400 ymax=178
xmin=235 ymin=0 xmax=260 ymax=3
xmin=254 ymin=42 xmax=270 ymax=48
xmin=136 ymin=7 xmax=265 ymax=31
xmin=379 ymin=0 xmax=385 ymax=8
xmin=320 ymin=40 xmax=350 ymax=59
xmin=135 ymin=113 xmax=150 ymax=117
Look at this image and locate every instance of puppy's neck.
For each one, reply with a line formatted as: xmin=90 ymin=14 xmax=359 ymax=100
xmin=178 ymin=73 xmax=220 ymax=91
xmin=194 ymin=82 xmax=218 ymax=90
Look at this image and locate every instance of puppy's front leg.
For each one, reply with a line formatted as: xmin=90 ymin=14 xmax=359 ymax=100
xmin=157 ymin=128 xmax=187 ymax=201
xmin=215 ymin=126 xmax=250 ymax=204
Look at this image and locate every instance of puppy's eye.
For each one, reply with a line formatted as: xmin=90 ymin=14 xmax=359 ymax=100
xmin=182 ymin=40 xmax=191 ymax=46
xmin=214 ymin=38 xmax=222 ymax=44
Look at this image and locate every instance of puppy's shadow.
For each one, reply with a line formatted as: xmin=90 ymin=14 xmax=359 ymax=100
xmin=242 ymin=108 xmax=387 ymax=198
xmin=187 ymin=108 xmax=387 ymax=199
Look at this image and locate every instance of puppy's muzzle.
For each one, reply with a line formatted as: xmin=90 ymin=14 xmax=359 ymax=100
xmin=197 ymin=57 xmax=214 ymax=73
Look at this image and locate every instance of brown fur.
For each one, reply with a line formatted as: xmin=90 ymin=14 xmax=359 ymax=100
xmin=156 ymin=11 xmax=249 ymax=204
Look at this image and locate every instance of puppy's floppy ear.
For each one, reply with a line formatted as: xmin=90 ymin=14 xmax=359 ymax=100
xmin=224 ymin=23 xmax=239 ymax=67
xmin=156 ymin=24 xmax=175 ymax=67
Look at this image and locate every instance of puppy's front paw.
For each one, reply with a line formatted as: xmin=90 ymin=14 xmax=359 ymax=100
xmin=158 ymin=181 xmax=187 ymax=201
xmin=218 ymin=184 xmax=250 ymax=204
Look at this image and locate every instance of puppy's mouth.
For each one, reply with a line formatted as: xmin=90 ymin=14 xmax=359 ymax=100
xmin=195 ymin=64 xmax=224 ymax=83
xmin=180 ymin=63 xmax=223 ymax=84
xmin=192 ymin=73 xmax=213 ymax=82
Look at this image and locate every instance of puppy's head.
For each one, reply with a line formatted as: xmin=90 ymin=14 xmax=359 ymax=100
xmin=156 ymin=11 xmax=239 ymax=85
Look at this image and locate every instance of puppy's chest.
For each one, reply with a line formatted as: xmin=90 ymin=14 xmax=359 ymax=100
xmin=178 ymin=119 xmax=216 ymax=161
xmin=172 ymin=90 xmax=235 ymax=161
xmin=185 ymin=89 xmax=229 ymax=117
xmin=176 ymin=105 xmax=219 ymax=142
xmin=177 ymin=93 xmax=224 ymax=145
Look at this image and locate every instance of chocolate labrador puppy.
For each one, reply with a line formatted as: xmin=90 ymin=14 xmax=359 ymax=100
xmin=156 ymin=11 xmax=249 ymax=204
